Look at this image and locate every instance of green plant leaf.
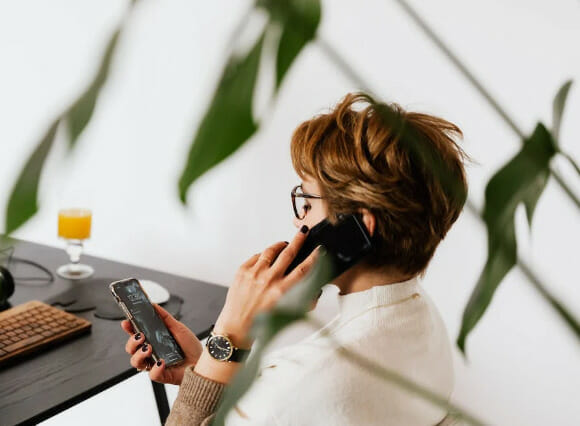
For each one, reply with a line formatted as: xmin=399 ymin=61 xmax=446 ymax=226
xmin=522 ymin=168 xmax=549 ymax=228
xmin=212 ymin=254 xmax=333 ymax=425
xmin=65 ymin=29 xmax=121 ymax=147
xmin=4 ymin=120 xmax=60 ymax=234
xmin=258 ymin=0 xmax=321 ymax=91
xmin=552 ymin=80 xmax=572 ymax=144
xmin=457 ymin=123 xmax=557 ymax=354
xmin=178 ymin=32 xmax=266 ymax=203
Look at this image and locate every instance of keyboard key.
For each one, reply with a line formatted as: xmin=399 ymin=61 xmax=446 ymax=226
xmin=3 ymin=335 xmax=44 ymax=354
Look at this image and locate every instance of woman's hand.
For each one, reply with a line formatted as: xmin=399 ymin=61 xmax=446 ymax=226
xmin=121 ymin=304 xmax=204 ymax=386
xmin=213 ymin=225 xmax=322 ymax=348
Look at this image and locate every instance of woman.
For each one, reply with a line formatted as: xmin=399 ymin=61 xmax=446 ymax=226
xmin=121 ymin=92 xmax=468 ymax=425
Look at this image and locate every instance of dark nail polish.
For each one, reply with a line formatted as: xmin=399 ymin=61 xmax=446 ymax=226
xmin=284 ymin=241 xmax=289 ymax=244
xmin=142 ymin=344 xmax=148 ymax=352
xmin=156 ymin=360 xmax=162 ymax=367
xmin=134 ymin=333 xmax=141 ymax=340
xmin=300 ymin=225 xmax=309 ymax=234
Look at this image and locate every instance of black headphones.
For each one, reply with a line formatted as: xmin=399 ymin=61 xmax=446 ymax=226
xmin=0 ymin=266 xmax=15 ymax=308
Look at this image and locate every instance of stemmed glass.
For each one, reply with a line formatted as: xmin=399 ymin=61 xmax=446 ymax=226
xmin=56 ymin=208 xmax=94 ymax=280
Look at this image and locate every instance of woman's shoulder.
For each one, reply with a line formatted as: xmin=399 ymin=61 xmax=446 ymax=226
xmin=255 ymin=283 xmax=453 ymax=381
xmin=330 ymin=286 xmax=446 ymax=338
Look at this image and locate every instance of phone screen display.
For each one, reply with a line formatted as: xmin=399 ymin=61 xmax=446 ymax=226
xmin=113 ymin=279 xmax=184 ymax=366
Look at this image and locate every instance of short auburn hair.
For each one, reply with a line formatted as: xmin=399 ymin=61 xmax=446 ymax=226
xmin=290 ymin=92 xmax=468 ymax=276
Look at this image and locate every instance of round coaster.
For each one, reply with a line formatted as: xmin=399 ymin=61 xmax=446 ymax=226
xmin=57 ymin=264 xmax=94 ymax=280
xmin=139 ymin=279 xmax=170 ymax=304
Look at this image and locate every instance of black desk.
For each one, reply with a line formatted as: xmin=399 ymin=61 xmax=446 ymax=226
xmin=0 ymin=238 xmax=228 ymax=426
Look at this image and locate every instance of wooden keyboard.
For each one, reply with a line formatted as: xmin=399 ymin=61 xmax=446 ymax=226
xmin=0 ymin=300 xmax=91 ymax=368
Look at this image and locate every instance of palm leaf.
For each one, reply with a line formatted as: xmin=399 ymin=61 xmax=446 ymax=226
xmin=179 ymin=1 xmax=321 ymax=202
xmin=212 ymin=254 xmax=333 ymax=425
xmin=257 ymin=0 xmax=321 ymax=91
xmin=457 ymin=124 xmax=558 ymax=353
xmin=178 ymin=32 xmax=265 ymax=203
xmin=3 ymin=10 xmax=129 ymax=234
xmin=65 ymin=29 xmax=121 ymax=147
xmin=552 ymin=80 xmax=572 ymax=144
xmin=4 ymin=120 xmax=60 ymax=233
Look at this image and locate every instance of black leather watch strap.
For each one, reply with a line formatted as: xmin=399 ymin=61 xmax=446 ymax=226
xmin=230 ymin=347 xmax=251 ymax=362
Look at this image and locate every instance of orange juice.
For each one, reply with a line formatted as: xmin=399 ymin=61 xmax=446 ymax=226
xmin=58 ymin=209 xmax=92 ymax=240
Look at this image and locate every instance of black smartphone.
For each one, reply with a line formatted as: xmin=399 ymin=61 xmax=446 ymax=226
xmin=284 ymin=213 xmax=373 ymax=280
xmin=109 ymin=278 xmax=185 ymax=368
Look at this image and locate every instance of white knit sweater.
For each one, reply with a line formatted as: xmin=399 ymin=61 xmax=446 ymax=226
xmin=224 ymin=276 xmax=454 ymax=425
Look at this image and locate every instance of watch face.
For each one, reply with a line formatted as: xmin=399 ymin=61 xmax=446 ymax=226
xmin=208 ymin=336 xmax=233 ymax=361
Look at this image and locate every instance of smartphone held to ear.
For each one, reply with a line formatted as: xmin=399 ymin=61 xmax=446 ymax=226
xmin=284 ymin=213 xmax=373 ymax=280
xmin=110 ymin=278 xmax=185 ymax=368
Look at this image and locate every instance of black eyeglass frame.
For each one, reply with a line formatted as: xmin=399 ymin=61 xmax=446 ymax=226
xmin=291 ymin=184 xmax=323 ymax=220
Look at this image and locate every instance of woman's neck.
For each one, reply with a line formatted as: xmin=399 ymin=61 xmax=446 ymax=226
xmin=334 ymin=264 xmax=416 ymax=296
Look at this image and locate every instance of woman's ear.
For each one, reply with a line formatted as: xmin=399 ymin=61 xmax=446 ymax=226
xmin=359 ymin=208 xmax=376 ymax=237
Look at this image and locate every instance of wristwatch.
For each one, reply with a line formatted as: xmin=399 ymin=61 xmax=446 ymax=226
xmin=205 ymin=324 xmax=251 ymax=362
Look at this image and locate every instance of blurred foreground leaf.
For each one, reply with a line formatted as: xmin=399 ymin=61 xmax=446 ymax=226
xmin=457 ymin=124 xmax=558 ymax=353
xmin=258 ymin=0 xmax=321 ymax=91
xmin=178 ymin=32 xmax=265 ymax=203
xmin=5 ymin=120 xmax=60 ymax=233
xmin=551 ymin=80 xmax=580 ymax=177
xmin=3 ymin=6 xmax=130 ymax=234
xmin=552 ymin=80 xmax=572 ymax=144
xmin=65 ymin=29 xmax=121 ymax=147
xmin=179 ymin=1 xmax=321 ymax=202
xmin=212 ymin=254 xmax=333 ymax=425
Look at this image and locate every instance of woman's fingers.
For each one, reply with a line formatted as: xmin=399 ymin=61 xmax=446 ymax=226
xmin=279 ymin=244 xmax=324 ymax=292
xmin=121 ymin=320 xmax=134 ymax=335
xmin=254 ymin=241 xmax=289 ymax=271
xmin=270 ymin=225 xmax=310 ymax=276
xmin=153 ymin=303 xmax=180 ymax=329
xmin=241 ymin=253 xmax=261 ymax=269
xmin=125 ymin=332 xmax=145 ymax=355
xmin=130 ymin=342 xmax=153 ymax=370
xmin=149 ymin=359 xmax=165 ymax=381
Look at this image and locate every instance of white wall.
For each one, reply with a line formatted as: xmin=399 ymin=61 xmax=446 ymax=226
xmin=1 ymin=1 xmax=579 ymax=425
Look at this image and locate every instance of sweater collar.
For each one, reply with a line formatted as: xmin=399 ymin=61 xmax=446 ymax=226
xmin=335 ymin=275 xmax=420 ymax=322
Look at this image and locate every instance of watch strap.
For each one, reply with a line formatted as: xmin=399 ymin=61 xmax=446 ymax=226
xmin=230 ymin=346 xmax=251 ymax=362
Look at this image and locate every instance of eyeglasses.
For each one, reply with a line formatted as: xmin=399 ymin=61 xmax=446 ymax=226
xmin=291 ymin=184 xmax=323 ymax=220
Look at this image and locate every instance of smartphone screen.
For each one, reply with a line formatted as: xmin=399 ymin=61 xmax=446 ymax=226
xmin=284 ymin=213 xmax=373 ymax=279
xmin=110 ymin=278 xmax=184 ymax=367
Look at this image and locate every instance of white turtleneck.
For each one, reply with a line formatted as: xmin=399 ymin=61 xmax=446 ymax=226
xmin=224 ymin=276 xmax=454 ymax=425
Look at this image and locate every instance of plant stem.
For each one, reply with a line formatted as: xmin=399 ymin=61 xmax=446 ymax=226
xmin=315 ymin=37 xmax=376 ymax=96
xmin=391 ymin=0 xmax=580 ymax=209
xmin=517 ymin=260 xmax=580 ymax=336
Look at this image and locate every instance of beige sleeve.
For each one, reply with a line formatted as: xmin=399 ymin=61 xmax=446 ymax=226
xmin=165 ymin=365 xmax=226 ymax=426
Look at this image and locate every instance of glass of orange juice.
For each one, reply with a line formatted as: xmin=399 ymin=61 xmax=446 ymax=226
xmin=56 ymin=208 xmax=94 ymax=279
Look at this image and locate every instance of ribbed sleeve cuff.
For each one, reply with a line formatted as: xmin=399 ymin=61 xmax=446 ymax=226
xmin=177 ymin=365 xmax=226 ymax=414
